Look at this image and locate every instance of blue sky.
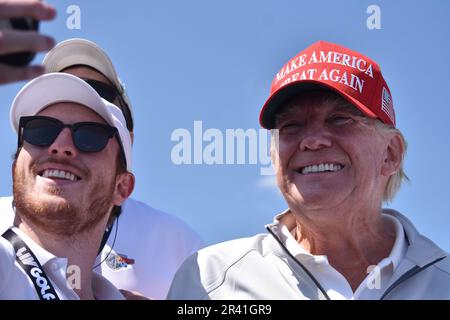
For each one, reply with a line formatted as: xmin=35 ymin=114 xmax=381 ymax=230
xmin=0 ymin=0 xmax=449 ymax=250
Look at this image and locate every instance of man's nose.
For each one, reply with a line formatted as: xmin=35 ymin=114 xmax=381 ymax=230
xmin=47 ymin=128 xmax=78 ymax=158
xmin=298 ymin=124 xmax=332 ymax=151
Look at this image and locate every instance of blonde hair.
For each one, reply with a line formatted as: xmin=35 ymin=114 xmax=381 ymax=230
xmin=271 ymin=90 xmax=409 ymax=202
xmin=372 ymin=121 xmax=409 ymax=202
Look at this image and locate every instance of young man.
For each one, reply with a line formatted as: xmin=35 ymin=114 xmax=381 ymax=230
xmin=0 ymin=38 xmax=203 ymax=299
xmin=0 ymin=72 xmax=134 ymax=299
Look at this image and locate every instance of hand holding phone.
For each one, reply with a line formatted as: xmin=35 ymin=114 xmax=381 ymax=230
xmin=0 ymin=0 xmax=56 ymax=85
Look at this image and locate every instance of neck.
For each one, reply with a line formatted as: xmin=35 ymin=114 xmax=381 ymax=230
xmin=291 ymin=204 xmax=396 ymax=291
xmin=14 ymin=214 xmax=107 ymax=300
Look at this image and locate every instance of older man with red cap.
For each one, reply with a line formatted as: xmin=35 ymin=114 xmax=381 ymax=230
xmin=167 ymin=41 xmax=450 ymax=300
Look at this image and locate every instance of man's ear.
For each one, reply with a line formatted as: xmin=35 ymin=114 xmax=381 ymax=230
xmin=381 ymin=133 xmax=404 ymax=177
xmin=113 ymin=172 xmax=135 ymax=206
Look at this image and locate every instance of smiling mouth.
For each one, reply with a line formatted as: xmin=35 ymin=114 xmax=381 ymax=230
xmin=38 ymin=169 xmax=81 ymax=182
xmin=297 ymin=163 xmax=345 ymax=175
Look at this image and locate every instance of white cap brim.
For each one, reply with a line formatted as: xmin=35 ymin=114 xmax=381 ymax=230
xmin=10 ymin=73 xmax=132 ymax=171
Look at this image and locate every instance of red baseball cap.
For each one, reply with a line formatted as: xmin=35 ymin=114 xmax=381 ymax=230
xmin=259 ymin=41 xmax=395 ymax=128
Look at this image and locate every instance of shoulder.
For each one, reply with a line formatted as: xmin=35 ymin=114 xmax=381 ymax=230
xmin=167 ymin=234 xmax=270 ymax=299
xmin=0 ymin=197 xmax=15 ymax=233
xmin=413 ymin=254 xmax=450 ymax=298
xmin=0 ymin=236 xmax=16 ymax=293
xmin=119 ymin=198 xmax=204 ymax=251
xmin=434 ymin=254 xmax=450 ymax=276
xmin=122 ymin=198 xmax=195 ymax=231
xmin=196 ymin=234 xmax=271 ymax=267
xmin=0 ymin=236 xmax=15 ymax=263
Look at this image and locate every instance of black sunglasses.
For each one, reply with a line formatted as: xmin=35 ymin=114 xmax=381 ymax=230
xmin=82 ymin=78 xmax=134 ymax=132
xmin=18 ymin=116 xmax=119 ymax=153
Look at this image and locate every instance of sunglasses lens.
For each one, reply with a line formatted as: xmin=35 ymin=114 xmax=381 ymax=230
xmin=73 ymin=124 xmax=112 ymax=152
xmin=23 ymin=118 xmax=61 ymax=147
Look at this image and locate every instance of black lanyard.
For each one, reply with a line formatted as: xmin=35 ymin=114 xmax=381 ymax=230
xmin=2 ymin=229 xmax=60 ymax=300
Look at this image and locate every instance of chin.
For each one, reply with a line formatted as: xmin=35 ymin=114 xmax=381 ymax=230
xmin=40 ymin=196 xmax=72 ymax=211
xmin=30 ymin=193 xmax=75 ymax=215
xmin=286 ymin=184 xmax=342 ymax=210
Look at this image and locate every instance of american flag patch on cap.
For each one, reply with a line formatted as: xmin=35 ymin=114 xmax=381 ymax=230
xmin=381 ymin=87 xmax=395 ymax=124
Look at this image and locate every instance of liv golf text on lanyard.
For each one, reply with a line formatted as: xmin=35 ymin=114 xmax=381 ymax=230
xmin=2 ymin=229 xmax=60 ymax=300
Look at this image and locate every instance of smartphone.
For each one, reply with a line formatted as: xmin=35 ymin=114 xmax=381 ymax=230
xmin=0 ymin=17 xmax=40 ymax=67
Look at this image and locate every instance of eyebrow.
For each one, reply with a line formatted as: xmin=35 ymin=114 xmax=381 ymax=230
xmin=274 ymin=101 xmax=365 ymax=126
xmin=331 ymin=103 xmax=364 ymax=116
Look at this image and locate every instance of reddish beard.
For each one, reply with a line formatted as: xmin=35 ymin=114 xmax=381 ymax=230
xmin=12 ymin=160 xmax=116 ymax=237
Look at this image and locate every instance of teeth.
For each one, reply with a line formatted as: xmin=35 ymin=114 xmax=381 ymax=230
xmin=41 ymin=169 xmax=78 ymax=181
xmin=300 ymin=163 xmax=343 ymax=174
xmin=65 ymin=172 xmax=75 ymax=181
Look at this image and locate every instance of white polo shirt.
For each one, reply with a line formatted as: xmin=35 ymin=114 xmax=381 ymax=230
xmin=277 ymin=213 xmax=407 ymax=300
xmin=0 ymin=227 xmax=124 ymax=300
xmin=0 ymin=196 xmax=203 ymax=299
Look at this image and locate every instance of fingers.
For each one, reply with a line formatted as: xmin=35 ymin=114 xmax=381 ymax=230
xmin=0 ymin=1 xmax=56 ymax=85
xmin=0 ymin=0 xmax=56 ymax=21
xmin=0 ymin=29 xmax=54 ymax=54
xmin=0 ymin=63 xmax=44 ymax=84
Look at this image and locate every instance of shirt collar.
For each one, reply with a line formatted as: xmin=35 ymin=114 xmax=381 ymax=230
xmin=382 ymin=213 xmax=407 ymax=270
xmin=10 ymin=227 xmax=124 ymax=300
xmin=271 ymin=209 xmax=407 ymax=270
xmin=275 ymin=210 xmax=323 ymax=262
xmin=11 ymin=227 xmax=62 ymax=268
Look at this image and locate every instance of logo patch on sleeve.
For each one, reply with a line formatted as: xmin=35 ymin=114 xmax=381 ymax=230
xmin=104 ymin=250 xmax=135 ymax=271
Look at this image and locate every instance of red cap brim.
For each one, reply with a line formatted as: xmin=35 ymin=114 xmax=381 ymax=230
xmin=259 ymin=80 xmax=378 ymax=129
